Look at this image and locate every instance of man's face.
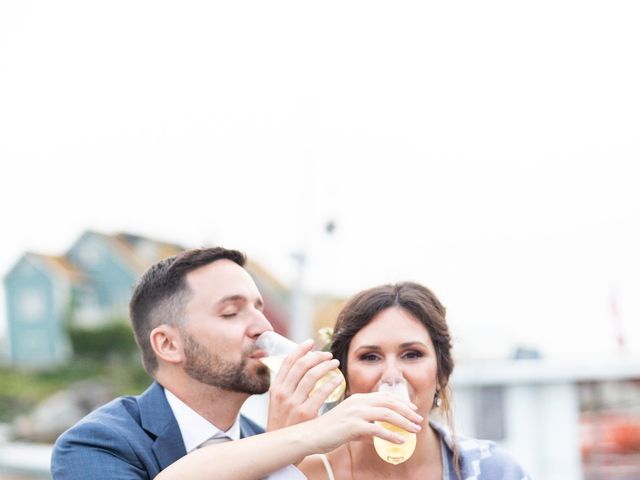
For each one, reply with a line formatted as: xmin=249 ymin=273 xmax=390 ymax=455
xmin=179 ymin=259 xmax=273 ymax=394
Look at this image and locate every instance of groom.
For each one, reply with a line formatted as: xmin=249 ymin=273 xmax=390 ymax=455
xmin=51 ymin=247 xmax=333 ymax=478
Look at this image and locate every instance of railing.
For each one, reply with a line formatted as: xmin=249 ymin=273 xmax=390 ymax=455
xmin=0 ymin=442 xmax=51 ymax=479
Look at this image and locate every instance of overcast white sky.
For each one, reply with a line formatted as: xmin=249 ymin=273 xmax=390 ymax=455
xmin=1 ymin=1 xmax=640 ymax=360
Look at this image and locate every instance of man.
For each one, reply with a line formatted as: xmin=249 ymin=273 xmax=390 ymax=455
xmin=51 ymin=247 xmax=421 ymax=479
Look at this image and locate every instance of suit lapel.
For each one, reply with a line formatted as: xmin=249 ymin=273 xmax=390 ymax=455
xmin=151 ymin=423 xmax=188 ymax=470
xmin=137 ymin=383 xmax=265 ymax=469
xmin=239 ymin=414 xmax=266 ymax=438
xmin=138 ymin=382 xmax=187 ymax=470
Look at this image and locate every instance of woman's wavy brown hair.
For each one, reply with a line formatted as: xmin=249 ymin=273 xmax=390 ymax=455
xmin=330 ymin=282 xmax=460 ymax=478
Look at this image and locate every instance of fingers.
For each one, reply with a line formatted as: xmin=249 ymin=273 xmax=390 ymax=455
xmin=273 ymin=339 xmax=315 ymax=385
xmin=293 ymin=357 xmax=339 ymax=400
xmin=369 ymin=423 xmax=409 ymax=445
xmin=287 ymin=351 xmax=334 ymax=387
xmin=267 ymin=341 xmax=339 ymax=428
xmin=320 ymin=403 xmax=420 ymax=448
xmin=328 ymin=392 xmax=422 ymax=443
xmin=371 ymin=392 xmax=422 ymax=425
xmin=372 ymin=391 xmax=419 ymax=411
xmin=276 ymin=350 xmax=334 ymax=399
xmin=345 ymin=392 xmax=421 ymax=424
xmin=310 ymin=392 xmax=424 ymax=451
xmin=299 ymin=364 xmax=344 ymax=412
xmin=367 ymin=406 xmax=422 ymax=435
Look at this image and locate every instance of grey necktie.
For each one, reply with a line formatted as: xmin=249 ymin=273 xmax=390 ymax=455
xmin=197 ymin=433 xmax=232 ymax=449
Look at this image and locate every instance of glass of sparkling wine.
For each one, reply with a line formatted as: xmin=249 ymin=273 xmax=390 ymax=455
xmin=373 ymin=377 xmax=417 ymax=465
xmin=255 ymin=331 xmax=346 ymax=403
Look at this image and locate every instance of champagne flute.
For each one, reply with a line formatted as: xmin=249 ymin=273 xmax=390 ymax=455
xmin=373 ymin=377 xmax=417 ymax=464
xmin=255 ymin=331 xmax=346 ymax=403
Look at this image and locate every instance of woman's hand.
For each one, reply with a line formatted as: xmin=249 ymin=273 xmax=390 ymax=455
xmin=266 ymin=340 xmax=343 ymax=431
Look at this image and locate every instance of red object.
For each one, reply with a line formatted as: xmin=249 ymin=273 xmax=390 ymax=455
xmin=581 ymin=414 xmax=640 ymax=457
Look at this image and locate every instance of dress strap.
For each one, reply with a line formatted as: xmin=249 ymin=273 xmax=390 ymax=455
xmin=318 ymin=454 xmax=335 ymax=480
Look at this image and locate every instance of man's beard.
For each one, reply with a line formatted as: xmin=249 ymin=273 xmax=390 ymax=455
xmin=181 ymin=330 xmax=270 ymax=395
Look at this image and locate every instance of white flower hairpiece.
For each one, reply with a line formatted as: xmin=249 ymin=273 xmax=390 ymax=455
xmin=318 ymin=327 xmax=334 ymax=351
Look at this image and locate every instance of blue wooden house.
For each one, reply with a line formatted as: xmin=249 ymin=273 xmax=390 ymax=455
xmin=4 ymin=253 xmax=82 ymax=365
xmin=4 ymin=231 xmax=291 ymax=367
xmin=65 ymin=231 xmax=185 ymax=325
xmin=3 ymin=231 xmax=184 ymax=366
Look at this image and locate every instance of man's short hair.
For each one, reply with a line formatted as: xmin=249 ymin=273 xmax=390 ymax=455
xmin=129 ymin=247 xmax=246 ymax=374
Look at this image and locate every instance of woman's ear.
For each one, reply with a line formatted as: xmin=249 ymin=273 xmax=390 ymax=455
xmin=149 ymin=324 xmax=183 ymax=366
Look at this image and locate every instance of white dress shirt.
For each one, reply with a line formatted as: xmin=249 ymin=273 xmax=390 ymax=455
xmin=164 ymin=388 xmax=240 ymax=452
xmin=163 ymin=388 xmax=306 ymax=479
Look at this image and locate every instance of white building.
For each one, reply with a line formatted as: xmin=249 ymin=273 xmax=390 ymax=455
xmin=451 ymin=357 xmax=640 ymax=480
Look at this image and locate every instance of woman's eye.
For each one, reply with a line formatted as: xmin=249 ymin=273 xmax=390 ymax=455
xmin=221 ymin=312 xmax=237 ymax=318
xmin=360 ymin=353 xmax=380 ymax=362
xmin=403 ymin=350 xmax=423 ymax=359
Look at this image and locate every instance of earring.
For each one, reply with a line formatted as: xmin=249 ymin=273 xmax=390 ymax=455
xmin=434 ymin=390 xmax=442 ymax=408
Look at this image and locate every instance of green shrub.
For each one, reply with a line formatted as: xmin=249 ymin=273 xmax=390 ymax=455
xmin=0 ymin=320 xmax=153 ymax=422
xmin=67 ymin=320 xmax=138 ymax=359
xmin=0 ymin=358 xmax=152 ymax=422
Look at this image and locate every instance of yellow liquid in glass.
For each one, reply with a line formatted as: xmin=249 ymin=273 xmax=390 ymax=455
xmin=260 ymin=355 xmax=346 ymax=403
xmin=373 ymin=422 xmax=417 ymax=465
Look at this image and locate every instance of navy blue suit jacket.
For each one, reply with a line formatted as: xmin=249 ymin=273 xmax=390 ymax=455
xmin=51 ymin=382 xmax=264 ymax=479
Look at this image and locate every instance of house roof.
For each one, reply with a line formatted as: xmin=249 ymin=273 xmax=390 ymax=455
xmin=7 ymin=230 xmax=294 ymax=334
xmin=27 ymin=253 xmax=87 ymax=284
xmin=77 ymin=230 xmax=185 ymax=275
xmin=116 ymin=232 xmax=184 ymax=252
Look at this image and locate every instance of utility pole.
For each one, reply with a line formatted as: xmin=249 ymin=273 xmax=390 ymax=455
xmin=289 ymin=251 xmax=312 ymax=343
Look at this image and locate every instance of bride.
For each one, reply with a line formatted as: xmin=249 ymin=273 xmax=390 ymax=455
xmin=299 ymin=282 xmax=529 ymax=480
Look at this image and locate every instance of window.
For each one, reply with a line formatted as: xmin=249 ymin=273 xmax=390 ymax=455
xmin=474 ymin=386 xmax=505 ymax=441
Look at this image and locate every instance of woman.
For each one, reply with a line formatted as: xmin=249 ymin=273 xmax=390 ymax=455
xmin=299 ymin=282 xmax=529 ymax=480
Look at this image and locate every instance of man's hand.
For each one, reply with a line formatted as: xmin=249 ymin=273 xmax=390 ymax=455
xmin=266 ymin=339 xmax=343 ymax=431
xmin=307 ymin=392 xmax=424 ymax=454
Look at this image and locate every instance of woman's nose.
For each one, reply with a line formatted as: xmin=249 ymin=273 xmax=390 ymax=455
xmin=381 ymin=358 xmax=404 ymax=382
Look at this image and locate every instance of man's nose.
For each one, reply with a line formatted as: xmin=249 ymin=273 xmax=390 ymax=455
xmin=248 ymin=309 xmax=274 ymax=339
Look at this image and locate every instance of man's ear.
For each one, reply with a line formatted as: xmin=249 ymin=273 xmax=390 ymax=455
xmin=150 ymin=325 xmax=183 ymax=365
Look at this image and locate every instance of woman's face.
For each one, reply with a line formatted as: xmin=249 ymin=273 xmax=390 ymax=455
xmin=346 ymin=306 xmax=439 ymax=413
